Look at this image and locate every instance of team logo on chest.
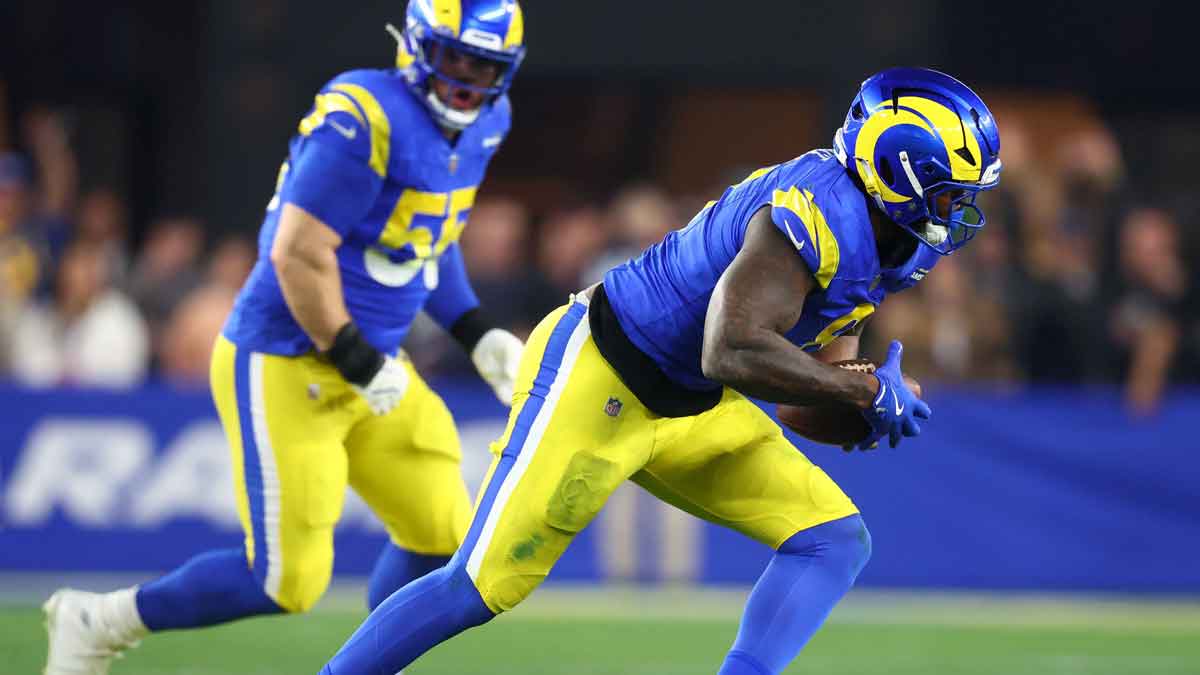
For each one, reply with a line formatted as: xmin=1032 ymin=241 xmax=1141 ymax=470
xmin=604 ymin=397 xmax=623 ymax=417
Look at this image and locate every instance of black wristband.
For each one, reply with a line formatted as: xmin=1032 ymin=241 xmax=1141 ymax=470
xmin=325 ymin=323 xmax=384 ymax=387
xmin=448 ymin=308 xmax=494 ymax=353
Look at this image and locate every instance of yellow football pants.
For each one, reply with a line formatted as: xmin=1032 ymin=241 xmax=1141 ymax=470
xmin=209 ymin=335 xmax=471 ymax=612
xmin=458 ymin=297 xmax=860 ymax=613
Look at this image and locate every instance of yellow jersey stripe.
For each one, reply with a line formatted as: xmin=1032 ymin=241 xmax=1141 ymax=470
xmin=771 ymin=187 xmax=840 ymax=289
xmin=331 ymin=83 xmax=391 ymax=177
xmin=803 ymin=302 xmax=875 ymax=350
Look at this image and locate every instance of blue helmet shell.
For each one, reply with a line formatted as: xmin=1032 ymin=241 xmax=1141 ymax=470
xmin=395 ymin=0 xmax=526 ymax=131
xmin=833 ymin=67 xmax=1002 ymax=254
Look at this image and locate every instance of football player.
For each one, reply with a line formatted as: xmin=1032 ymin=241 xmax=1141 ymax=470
xmin=320 ymin=67 xmax=1002 ymax=674
xmin=43 ymin=1 xmax=527 ymax=672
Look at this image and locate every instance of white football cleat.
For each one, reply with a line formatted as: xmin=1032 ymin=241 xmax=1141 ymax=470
xmin=44 ymin=589 xmax=141 ymax=675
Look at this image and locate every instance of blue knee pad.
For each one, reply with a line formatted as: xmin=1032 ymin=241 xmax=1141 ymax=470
xmin=778 ymin=513 xmax=872 ymax=582
xmin=718 ymin=515 xmax=872 ymax=675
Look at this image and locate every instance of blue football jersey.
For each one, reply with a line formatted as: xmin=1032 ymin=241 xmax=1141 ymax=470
xmin=223 ymin=69 xmax=511 ymax=355
xmin=603 ymin=149 xmax=941 ymax=391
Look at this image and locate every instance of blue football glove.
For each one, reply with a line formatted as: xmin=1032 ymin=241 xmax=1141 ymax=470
xmin=858 ymin=340 xmax=931 ymax=450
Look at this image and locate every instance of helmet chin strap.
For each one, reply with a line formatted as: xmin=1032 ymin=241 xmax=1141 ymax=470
xmin=425 ymin=89 xmax=481 ymax=132
xmin=835 ymin=128 xmax=895 ymax=217
xmin=851 ymin=156 xmax=888 ymax=214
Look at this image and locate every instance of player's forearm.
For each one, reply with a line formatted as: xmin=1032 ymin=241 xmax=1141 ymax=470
xmin=702 ymin=327 xmax=878 ymax=408
xmin=271 ymin=205 xmax=352 ymax=351
xmin=273 ymin=247 xmax=351 ymax=351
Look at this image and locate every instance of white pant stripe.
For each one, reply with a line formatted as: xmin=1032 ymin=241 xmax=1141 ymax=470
xmin=249 ymin=353 xmax=284 ymax=601
xmin=466 ymin=315 xmax=592 ymax=580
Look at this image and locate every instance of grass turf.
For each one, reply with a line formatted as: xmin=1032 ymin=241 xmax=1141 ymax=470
xmin=6 ymin=590 xmax=1200 ymax=674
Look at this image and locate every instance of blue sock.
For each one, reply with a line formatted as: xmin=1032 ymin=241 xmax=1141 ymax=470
xmin=135 ymin=548 xmax=283 ymax=631
xmin=321 ymin=556 xmax=494 ymax=674
xmin=718 ymin=514 xmax=872 ymax=675
xmin=366 ymin=544 xmax=450 ymax=611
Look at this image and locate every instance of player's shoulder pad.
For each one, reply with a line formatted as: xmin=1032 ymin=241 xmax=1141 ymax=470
xmin=298 ymin=69 xmax=406 ymax=178
xmin=768 ymin=150 xmax=875 ymax=288
xmin=469 ymin=93 xmax=512 ymax=154
xmin=487 ymin=93 xmax=513 ymax=132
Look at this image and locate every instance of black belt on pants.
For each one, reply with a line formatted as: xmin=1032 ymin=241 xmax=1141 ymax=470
xmin=587 ymin=283 xmax=723 ymax=418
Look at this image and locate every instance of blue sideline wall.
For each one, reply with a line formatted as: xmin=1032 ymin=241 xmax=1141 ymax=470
xmin=1 ymin=382 xmax=1195 ymax=592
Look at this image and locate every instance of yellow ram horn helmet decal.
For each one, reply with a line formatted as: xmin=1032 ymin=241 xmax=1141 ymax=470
xmin=852 ymin=106 xmax=932 ymax=204
xmin=853 ymin=96 xmax=986 ymax=202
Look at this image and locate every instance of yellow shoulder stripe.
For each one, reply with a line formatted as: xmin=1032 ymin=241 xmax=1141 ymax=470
xmin=741 ymin=165 xmax=774 ymax=184
xmin=331 ymin=83 xmax=391 ymax=177
xmin=771 ymin=186 xmax=840 ymax=289
xmin=297 ymin=91 xmax=366 ymax=137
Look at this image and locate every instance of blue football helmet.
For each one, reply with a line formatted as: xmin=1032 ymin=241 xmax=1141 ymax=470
xmin=388 ymin=0 xmax=526 ymax=131
xmin=833 ymin=67 xmax=1002 ymax=254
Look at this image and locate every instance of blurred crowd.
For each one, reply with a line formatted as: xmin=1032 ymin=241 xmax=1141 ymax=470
xmin=0 ymin=109 xmax=255 ymax=389
xmin=2 ymin=99 xmax=1197 ymax=415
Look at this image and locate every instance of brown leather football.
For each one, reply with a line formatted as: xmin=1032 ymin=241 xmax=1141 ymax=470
xmin=776 ymin=359 xmax=922 ymax=446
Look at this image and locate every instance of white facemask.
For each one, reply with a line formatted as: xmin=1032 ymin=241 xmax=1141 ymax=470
xmin=425 ymin=90 xmax=482 ymax=132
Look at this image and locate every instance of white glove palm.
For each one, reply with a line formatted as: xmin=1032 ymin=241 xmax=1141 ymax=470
xmin=353 ymin=355 xmax=410 ymax=415
xmin=471 ymin=329 xmax=524 ymax=406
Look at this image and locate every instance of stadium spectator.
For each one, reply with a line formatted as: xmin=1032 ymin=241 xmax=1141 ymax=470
xmin=74 ymin=188 xmax=132 ymax=281
xmin=204 ymin=233 xmax=255 ymax=292
xmin=1110 ymin=208 xmax=1188 ymax=415
xmin=1022 ymin=126 xmax=1128 ymax=383
xmin=20 ymin=108 xmax=78 ymax=270
xmin=0 ymin=153 xmax=42 ymax=373
xmin=460 ymin=196 xmax=541 ymax=334
xmin=531 ymin=204 xmax=607 ymax=310
xmin=9 ymin=241 xmax=149 ymax=388
xmin=153 ymin=234 xmax=253 ymax=385
xmin=157 ymin=284 xmax=237 ymax=387
xmin=126 ymin=216 xmax=205 ymax=344
xmin=585 ymin=183 xmax=680 ymax=281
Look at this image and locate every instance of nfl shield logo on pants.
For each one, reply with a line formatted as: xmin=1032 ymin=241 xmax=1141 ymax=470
xmin=604 ymin=397 xmax=623 ymax=417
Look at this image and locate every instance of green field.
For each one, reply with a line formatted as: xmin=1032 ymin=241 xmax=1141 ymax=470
xmin=6 ymin=587 xmax=1200 ymax=674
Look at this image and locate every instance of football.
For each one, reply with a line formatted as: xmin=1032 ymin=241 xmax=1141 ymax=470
xmin=776 ymin=359 xmax=922 ymax=446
